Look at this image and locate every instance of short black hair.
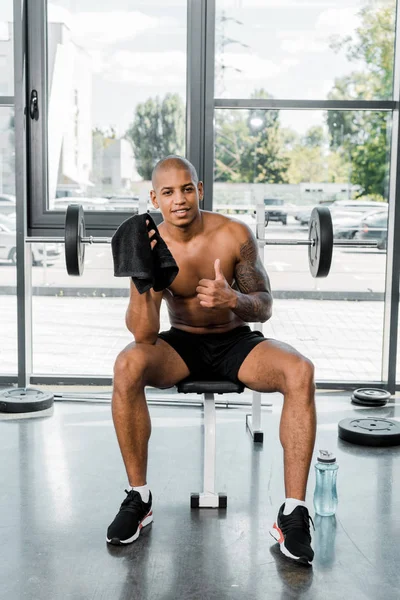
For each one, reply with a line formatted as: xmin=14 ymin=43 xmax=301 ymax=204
xmin=151 ymin=155 xmax=199 ymax=188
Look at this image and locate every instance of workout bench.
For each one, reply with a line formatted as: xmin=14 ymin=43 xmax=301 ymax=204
xmin=176 ymin=377 xmax=264 ymax=509
xmin=175 ymin=223 xmax=269 ymax=510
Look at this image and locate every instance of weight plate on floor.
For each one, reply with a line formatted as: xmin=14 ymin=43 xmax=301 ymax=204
xmin=0 ymin=388 xmax=54 ymax=413
xmin=353 ymin=388 xmax=391 ymax=402
xmin=338 ymin=417 xmax=400 ymax=446
xmin=308 ymin=206 xmax=333 ymax=278
xmin=65 ymin=204 xmax=85 ymax=276
xmin=351 ymin=394 xmax=388 ymax=407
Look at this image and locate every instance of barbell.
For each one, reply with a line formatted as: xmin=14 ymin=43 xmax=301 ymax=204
xmin=25 ymin=203 xmax=378 ymax=278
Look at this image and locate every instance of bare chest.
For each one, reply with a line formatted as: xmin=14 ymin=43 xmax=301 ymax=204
xmin=166 ymin=240 xmax=236 ymax=298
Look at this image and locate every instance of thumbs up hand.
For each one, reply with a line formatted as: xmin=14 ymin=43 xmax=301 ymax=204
xmin=196 ymin=259 xmax=237 ymax=309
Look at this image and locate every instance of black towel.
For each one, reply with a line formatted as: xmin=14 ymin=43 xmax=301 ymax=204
xmin=111 ymin=213 xmax=179 ymax=294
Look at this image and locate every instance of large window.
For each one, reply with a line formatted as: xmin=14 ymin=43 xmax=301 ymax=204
xmin=46 ymin=1 xmax=187 ymax=213
xmin=29 ymin=1 xmax=187 ymax=376
xmin=214 ymin=108 xmax=389 ymax=382
xmin=8 ymin=0 xmax=400 ymax=386
xmin=211 ymin=0 xmax=397 ymax=386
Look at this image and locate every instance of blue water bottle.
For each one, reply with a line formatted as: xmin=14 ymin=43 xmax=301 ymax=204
xmin=313 ymin=450 xmax=338 ymax=516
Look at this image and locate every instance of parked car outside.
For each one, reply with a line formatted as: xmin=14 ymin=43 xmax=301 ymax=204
xmin=0 ymin=194 xmax=16 ymax=216
xmin=330 ymin=200 xmax=387 ymax=218
xmin=0 ymin=214 xmax=62 ymax=265
xmin=333 ymin=208 xmax=388 ymax=239
xmin=333 ymin=213 xmax=366 ymax=239
xmin=295 ymin=201 xmax=336 ymax=225
xmin=356 ymin=211 xmax=388 ymax=250
xmin=295 ymin=200 xmax=387 ymax=226
xmin=295 ymin=205 xmax=318 ymax=226
xmin=264 ymin=198 xmax=287 ymax=225
xmin=55 ymin=185 xmax=84 ymax=198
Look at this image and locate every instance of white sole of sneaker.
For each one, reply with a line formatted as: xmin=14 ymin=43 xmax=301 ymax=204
xmin=269 ymin=523 xmax=312 ymax=565
xmin=106 ymin=510 xmax=153 ymax=545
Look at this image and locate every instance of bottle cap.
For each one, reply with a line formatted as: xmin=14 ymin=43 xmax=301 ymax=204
xmin=317 ymin=449 xmax=336 ymax=463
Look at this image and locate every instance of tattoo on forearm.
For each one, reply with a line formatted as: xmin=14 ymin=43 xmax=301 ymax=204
xmin=234 ymin=292 xmax=270 ymax=322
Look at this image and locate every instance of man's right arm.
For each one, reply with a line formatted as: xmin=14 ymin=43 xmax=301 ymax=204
xmin=125 ymin=280 xmax=163 ymax=344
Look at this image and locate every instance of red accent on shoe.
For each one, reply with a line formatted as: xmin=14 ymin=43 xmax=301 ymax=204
xmin=273 ymin=523 xmax=284 ymax=544
xmin=139 ymin=511 xmax=152 ymax=530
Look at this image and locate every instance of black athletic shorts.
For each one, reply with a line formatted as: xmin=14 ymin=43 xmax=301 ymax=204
xmin=158 ymin=325 xmax=266 ymax=383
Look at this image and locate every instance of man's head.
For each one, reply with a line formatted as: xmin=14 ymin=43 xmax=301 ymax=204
xmin=150 ymin=155 xmax=203 ymax=225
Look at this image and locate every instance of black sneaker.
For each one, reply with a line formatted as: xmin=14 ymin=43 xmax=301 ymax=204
xmin=270 ymin=503 xmax=314 ymax=565
xmin=106 ymin=490 xmax=153 ymax=545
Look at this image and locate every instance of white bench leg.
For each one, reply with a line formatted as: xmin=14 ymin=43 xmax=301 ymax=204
xmin=247 ymin=316 xmax=264 ymax=443
xmin=246 ymin=390 xmax=264 ymax=443
xmin=191 ymin=391 xmax=227 ymax=509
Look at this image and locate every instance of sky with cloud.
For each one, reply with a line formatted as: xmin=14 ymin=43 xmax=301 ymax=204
xmin=0 ymin=0 xmax=395 ymax=135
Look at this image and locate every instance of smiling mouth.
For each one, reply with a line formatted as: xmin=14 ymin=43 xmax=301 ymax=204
xmin=173 ymin=208 xmax=190 ymax=214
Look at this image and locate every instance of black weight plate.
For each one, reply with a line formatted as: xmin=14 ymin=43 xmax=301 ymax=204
xmin=308 ymin=206 xmax=333 ymax=278
xmin=338 ymin=417 xmax=400 ymax=446
xmin=351 ymin=395 xmax=387 ymax=407
xmin=0 ymin=388 xmax=54 ymax=413
xmin=65 ymin=204 xmax=85 ymax=276
xmin=353 ymin=388 xmax=390 ymax=402
xmin=351 ymin=394 xmax=388 ymax=407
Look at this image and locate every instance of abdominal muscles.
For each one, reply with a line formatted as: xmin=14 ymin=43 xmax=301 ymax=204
xmin=164 ymin=294 xmax=244 ymax=333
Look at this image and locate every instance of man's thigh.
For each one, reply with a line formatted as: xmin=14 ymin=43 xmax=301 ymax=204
xmin=237 ymin=339 xmax=307 ymax=392
xmin=120 ymin=338 xmax=190 ymax=389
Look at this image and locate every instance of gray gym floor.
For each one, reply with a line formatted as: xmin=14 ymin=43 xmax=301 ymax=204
xmin=1 ymin=390 xmax=399 ymax=600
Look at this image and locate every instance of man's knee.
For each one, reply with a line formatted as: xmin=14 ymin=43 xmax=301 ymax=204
xmin=284 ymin=354 xmax=315 ymax=395
xmin=114 ymin=345 xmax=151 ymax=388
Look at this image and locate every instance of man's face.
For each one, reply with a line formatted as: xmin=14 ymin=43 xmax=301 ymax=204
xmin=150 ymin=167 xmax=203 ymax=225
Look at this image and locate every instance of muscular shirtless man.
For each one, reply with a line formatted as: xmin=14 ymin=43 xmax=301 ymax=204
xmin=107 ymin=156 xmax=316 ymax=565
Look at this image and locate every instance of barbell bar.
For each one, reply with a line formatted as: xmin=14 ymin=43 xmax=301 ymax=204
xmin=27 ymin=236 xmax=112 ymax=244
xmin=26 ymin=236 xmax=377 ymax=247
xmin=24 ymin=203 xmax=378 ymax=278
xmin=256 ymin=239 xmax=377 ymax=247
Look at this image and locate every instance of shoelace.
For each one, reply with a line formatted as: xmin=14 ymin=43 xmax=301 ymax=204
xmin=280 ymin=509 xmax=315 ymax=536
xmin=120 ymin=489 xmax=146 ymax=512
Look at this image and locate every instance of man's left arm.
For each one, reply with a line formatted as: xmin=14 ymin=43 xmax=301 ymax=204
xmin=230 ymin=232 xmax=272 ymax=323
